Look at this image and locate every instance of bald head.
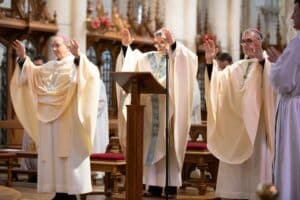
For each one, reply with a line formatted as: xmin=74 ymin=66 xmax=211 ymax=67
xmin=51 ymin=34 xmax=70 ymax=60
xmin=53 ymin=33 xmax=71 ymax=46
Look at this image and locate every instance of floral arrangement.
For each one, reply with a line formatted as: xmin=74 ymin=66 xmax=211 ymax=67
xmin=87 ymin=16 xmax=113 ymax=32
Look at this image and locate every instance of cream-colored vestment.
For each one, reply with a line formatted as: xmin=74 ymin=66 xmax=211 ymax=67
xmin=10 ymin=54 xmax=100 ymax=194
xmin=116 ymin=43 xmax=199 ymax=187
xmin=205 ymin=57 xmax=276 ymax=199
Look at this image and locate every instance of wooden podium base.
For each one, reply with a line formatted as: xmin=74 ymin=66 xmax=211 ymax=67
xmin=126 ymin=105 xmax=144 ymax=200
xmin=111 ymin=72 xmax=169 ymax=200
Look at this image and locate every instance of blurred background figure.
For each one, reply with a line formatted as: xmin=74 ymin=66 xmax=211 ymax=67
xmin=92 ymin=79 xmax=109 ymax=180
xmin=215 ymin=52 xmax=233 ymax=70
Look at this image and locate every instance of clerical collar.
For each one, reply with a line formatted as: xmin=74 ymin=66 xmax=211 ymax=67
xmin=56 ymin=53 xmax=73 ymax=61
xmin=55 ymin=54 xmax=74 ymax=66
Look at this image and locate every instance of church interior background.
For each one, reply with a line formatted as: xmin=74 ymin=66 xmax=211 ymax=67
xmin=0 ymin=0 xmax=297 ymax=199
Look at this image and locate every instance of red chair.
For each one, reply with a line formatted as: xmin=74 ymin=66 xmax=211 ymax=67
xmin=80 ymin=137 xmax=126 ymax=200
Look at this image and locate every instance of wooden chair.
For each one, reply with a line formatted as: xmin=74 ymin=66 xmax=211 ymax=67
xmin=0 ymin=150 xmax=38 ymax=186
xmin=80 ymin=136 xmax=126 ymax=200
xmin=0 ymin=152 xmax=16 ymax=187
xmin=182 ymin=123 xmax=219 ymax=195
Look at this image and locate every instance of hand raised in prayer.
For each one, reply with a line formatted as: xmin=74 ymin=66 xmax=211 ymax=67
xmin=121 ymin=28 xmax=133 ymax=46
xmin=203 ymin=39 xmax=217 ymax=64
xmin=250 ymin=39 xmax=264 ymax=61
xmin=266 ymin=47 xmax=281 ymax=63
xmin=12 ymin=40 xmax=26 ymax=59
xmin=69 ymin=39 xmax=80 ymax=57
xmin=160 ymin=28 xmax=175 ymax=45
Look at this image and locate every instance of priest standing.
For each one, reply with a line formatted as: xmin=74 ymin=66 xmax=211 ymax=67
xmin=11 ymin=35 xmax=100 ymax=200
xmin=116 ymin=28 xmax=199 ymax=197
xmin=204 ymin=28 xmax=277 ymax=200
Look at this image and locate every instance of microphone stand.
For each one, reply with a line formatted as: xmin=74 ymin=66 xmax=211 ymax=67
xmin=165 ymin=51 xmax=170 ymax=200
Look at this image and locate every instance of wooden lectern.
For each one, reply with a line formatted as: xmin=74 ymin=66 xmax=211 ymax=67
xmin=111 ymin=72 xmax=166 ymax=200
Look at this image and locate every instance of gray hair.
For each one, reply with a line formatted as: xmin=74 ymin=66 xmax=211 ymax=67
xmin=243 ymin=28 xmax=263 ymax=40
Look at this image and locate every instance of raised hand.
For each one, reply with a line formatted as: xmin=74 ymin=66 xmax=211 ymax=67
xmin=203 ymin=39 xmax=217 ymax=64
xmin=12 ymin=40 xmax=26 ymax=59
xmin=160 ymin=28 xmax=175 ymax=45
xmin=121 ymin=28 xmax=133 ymax=46
xmin=252 ymin=39 xmax=264 ymax=61
xmin=266 ymin=47 xmax=281 ymax=63
xmin=69 ymin=39 xmax=80 ymax=57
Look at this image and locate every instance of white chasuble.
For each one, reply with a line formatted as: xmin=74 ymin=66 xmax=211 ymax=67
xmin=205 ymin=57 xmax=276 ymax=199
xmin=116 ymin=43 xmax=198 ymax=186
xmin=10 ymin=54 xmax=100 ymax=194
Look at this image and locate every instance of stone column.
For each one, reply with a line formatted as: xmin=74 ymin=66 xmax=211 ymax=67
xmin=165 ymin=0 xmax=197 ymax=51
xmin=209 ymin=0 xmax=229 ymax=52
xmin=228 ymin=0 xmax=242 ymax=61
xmin=208 ymin=0 xmax=241 ymax=61
xmin=47 ymin=0 xmax=72 ymax=59
xmin=47 ymin=0 xmax=87 ymax=56
xmin=71 ymin=0 xmax=87 ymax=52
xmin=47 ymin=0 xmax=72 ymax=36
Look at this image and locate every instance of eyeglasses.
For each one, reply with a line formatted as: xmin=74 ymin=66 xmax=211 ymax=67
xmin=241 ymin=38 xmax=254 ymax=45
xmin=51 ymin=42 xmax=64 ymax=50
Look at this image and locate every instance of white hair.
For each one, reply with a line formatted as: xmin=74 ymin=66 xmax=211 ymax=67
xmin=53 ymin=33 xmax=71 ymax=46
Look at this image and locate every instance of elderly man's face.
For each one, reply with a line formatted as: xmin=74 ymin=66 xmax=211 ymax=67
xmin=291 ymin=3 xmax=300 ymax=30
xmin=153 ymin=32 xmax=168 ymax=54
xmin=51 ymin=37 xmax=69 ymax=60
xmin=241 ymin=31 xmax=262 ymax=58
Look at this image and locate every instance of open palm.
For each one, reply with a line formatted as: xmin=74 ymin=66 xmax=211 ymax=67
xmin=12 ymin=40 xmax=26 ymax=59
xmin=69 ymin=39 xmax=80 ymax=57
xmin=204 ymin=40 xmax=217 ymax=64
xmin=121 ymin=28 xmax=133 ymax=46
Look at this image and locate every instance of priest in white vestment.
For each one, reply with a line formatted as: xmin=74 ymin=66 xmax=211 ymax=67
xmin=116 ymin=28 xmax=199 ymax=197
xmin=267 ymin=1 xmax=300 ymax=199
xmin=11 ymin=35 xmax=100 ymax=200
xmin=92 ymin=80 xmax=109 ymax=179
xmin=93 ymin=79 xmax=109 ymax=153
xmin=204 ymin=29 xmax=276 ymax=200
